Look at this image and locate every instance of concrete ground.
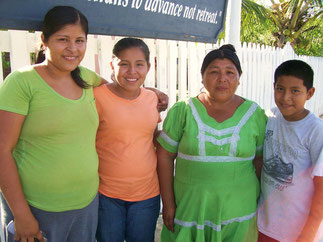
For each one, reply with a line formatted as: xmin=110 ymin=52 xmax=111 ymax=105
xmin=154 ymin=214 xmax=163 ymax=242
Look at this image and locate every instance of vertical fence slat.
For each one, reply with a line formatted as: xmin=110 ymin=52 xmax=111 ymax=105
xmin=9 ymin=30 xmax=31 ymax=71
xmin=145 ymin=38 xmax=156 ymax=88
xmin=81 ymin=34 xmax=96 ymax=71
xmin=178 ymin=41 xmax=188 ymax=101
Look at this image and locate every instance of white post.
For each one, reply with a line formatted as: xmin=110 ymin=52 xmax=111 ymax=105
xmin=225 ymin=0 xmax=242 ymax=49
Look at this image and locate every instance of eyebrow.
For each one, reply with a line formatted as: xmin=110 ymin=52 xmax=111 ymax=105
xmin=208 ymin=65 xmax=236 ymax=70
xmin=276 ymin=84 xmax=302 ymax=89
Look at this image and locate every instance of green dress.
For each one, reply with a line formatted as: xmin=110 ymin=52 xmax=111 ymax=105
xmin=157 ymin=97 xmax=267 ymax=242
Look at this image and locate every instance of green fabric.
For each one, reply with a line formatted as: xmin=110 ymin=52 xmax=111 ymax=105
xmin=157 ymin=97 xmax=267 ymax=242
xmin=0 ymin=65 xmax=101 ymax=212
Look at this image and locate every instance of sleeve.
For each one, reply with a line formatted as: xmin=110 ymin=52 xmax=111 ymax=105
xmin=309 ymin=120 xmax=323 ymax=177
xmin=0 ymin=71 xmax=31 ymax=115
xmin=157 ymin=100 xmax=187 ymax=153
xmin=79 ymin=66 xmax=102 ymax=87
xmin=255 ymin=105 xmax=268 ymax=156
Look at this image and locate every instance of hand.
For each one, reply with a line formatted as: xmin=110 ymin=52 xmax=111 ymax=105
xmin=14 ymin=213 xmax=44 ymax=242
xmin=162 ymin=203 xmax=176 ymax=233
xmin=155 ymin=90 xmax=169 ymax=112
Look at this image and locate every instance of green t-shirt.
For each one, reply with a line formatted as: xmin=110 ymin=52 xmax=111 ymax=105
xmin=0 ymin=65 xmax=101 ymax=211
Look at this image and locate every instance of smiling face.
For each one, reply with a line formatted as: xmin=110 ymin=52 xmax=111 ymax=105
xmin=274 ymin=75 xmax=315 ymax=121
xmin=202 ymin=58 xmax=240 ymax=102
xmin=42 ymin=23 xmax=87 ymax=73
xmin=111 ymin=47 xmax=150 ymax=99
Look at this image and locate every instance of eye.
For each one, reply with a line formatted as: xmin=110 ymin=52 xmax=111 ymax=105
xmin=275 ymin=87 xmax=284 ymax=91
xmin=58 ymin=38 xmax=68 ymax=42
xmin=292 ymin=89 xmax=300 ymax=93
xmin=76 ymin=39 xmax=86 ymax=43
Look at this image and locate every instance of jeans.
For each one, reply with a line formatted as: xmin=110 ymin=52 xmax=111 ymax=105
xmin=96 ymin=193 xmax=160 ymax=242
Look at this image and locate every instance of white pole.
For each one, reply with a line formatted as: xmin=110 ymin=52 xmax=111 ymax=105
xmin=225 ymin=0 xmax=242 ymax=49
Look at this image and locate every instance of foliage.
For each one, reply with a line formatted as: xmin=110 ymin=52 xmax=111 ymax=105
xmin=240 ymin=0 xmax=323 ymax=56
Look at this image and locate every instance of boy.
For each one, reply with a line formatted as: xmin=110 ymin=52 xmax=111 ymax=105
xmin=257 ymin=60 xmax=323 ymax=242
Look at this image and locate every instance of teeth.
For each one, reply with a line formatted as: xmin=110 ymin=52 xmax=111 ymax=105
xmin=127 ymin=79 xmax=137 ymax=82
xmin=65 ymin=56 xmax=77 ymax=60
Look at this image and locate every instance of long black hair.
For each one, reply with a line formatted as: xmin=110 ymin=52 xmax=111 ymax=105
xmin=36 ymin=6 xmax=90 ymax=88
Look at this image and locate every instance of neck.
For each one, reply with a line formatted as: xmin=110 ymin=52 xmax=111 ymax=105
xmin=43 ymin=60 xmax=73 ymax=81
xmin=109 ymin=82 xmax=141 ymax=100
xmin=202 ymin=92 xmax=239 ymax=109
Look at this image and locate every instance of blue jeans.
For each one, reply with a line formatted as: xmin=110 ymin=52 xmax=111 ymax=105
xmin=96 ymin=193 xmax=160 ymax=242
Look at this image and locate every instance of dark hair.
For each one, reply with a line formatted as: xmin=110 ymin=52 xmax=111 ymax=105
xmin=201 ymin=44 xmax=242 ymax=76
xmin=274 ymin=60 xmax=314 ymax=90
xmin=112 ymin=38 xmax=150 ymax=63
xmin=36 ymin=6 xmax=90 ymax=88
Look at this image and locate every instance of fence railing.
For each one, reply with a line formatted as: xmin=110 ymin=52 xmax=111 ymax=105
xmin=1 ymin=30 xmax=322 ymax=117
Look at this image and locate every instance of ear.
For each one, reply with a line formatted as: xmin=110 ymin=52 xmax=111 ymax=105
xmin=110 ymin=61 xmax=114 ymax=72
xmin=41 ymin=34 xmax=47 ymax=47
xmin=147 ymin=63 xmax=151 ymax=72
xmin=306 ymin=87 xmax=315 ymax=100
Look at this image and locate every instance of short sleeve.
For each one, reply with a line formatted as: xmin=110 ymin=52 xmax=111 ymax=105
xmin=79 ymin=66 xmax=102 ymax=87
xmin=255 ymin=106 xmax=267 ymax=156
xmin=157 ymin=100 xmax=188 ymax=153
xmin=0 ymin=70 xmax=32 ymax=115
xmin=309 ymin=120 xmax=323 ymax=177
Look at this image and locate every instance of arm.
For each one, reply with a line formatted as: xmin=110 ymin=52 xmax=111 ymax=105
xmin=297 ymin=176 xmax=323 ymax=242
xmin=253 ymin=155 xmax=263 ymax=180
xmin=157 ymin=143 xmax=177 ymax=232
xmin=153 ymin=129 xmax=161 ymax=148
xmin=145 ymin=87 xmax=169 ymax=112
xmin=100 ymin=77 xmax=109 ymax=85
xmin=0 ymin=110 xmax=44 ymax=242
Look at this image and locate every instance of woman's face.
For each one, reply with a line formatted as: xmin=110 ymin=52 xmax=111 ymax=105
xmin=42 ymin=23 xmax=87 ymax=73
xmin=111 ymin=47 xmax=150 ymax=95
xmin=202 ymin=58 xmax=240 ymax=102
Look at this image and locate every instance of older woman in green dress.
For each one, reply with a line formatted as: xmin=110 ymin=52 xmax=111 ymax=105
xmin=157 ymin=44 xmax=267 ymax=242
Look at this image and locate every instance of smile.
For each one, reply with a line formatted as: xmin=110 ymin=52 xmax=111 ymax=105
xmin=126 ymin=78 xmax=138 ymax=82
xmin=64 ymin=56 xmax=78 ymax=61
xmin=280 ymin=103 xmax=293 ymax=108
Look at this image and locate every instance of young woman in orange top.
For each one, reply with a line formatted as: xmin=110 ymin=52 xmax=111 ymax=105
xmin=94 ymin=38 xmax=161 ymax=242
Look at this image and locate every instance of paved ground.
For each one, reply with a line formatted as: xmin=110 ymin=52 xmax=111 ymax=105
xmin=154 ymin=214 xmax=163 ymax=242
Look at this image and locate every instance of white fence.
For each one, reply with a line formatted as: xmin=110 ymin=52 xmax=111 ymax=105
xmin=1 ymin=30 xmax=322 ymax=117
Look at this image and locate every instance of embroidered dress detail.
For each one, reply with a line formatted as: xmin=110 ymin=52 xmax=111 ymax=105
xmin=188 ymin=99 xmax=258 ymax=157
xmin=174 ymin=212 xmax=256 ymax=231
xmin=160 ymin=131 xmax=179 ymax=147
xmin=177 ymin=152 xmax=255 ymax=163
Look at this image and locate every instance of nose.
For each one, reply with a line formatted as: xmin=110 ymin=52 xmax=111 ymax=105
xmin=218 ymin=72 xmax=227 ymax=82
xmin=67 ymin=41 xmax=77 ymax=51
xmin=282 ymin=90 xmax=292 ymax=101
xmin=128 ymin=64 xmax=136 ymax=74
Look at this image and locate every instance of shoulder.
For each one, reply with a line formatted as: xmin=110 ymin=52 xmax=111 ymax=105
xmin=1 ymin=65 xmax=36 ymax=90
xmin=4 ymin=65 xmax=35 ymax=81
xmin=242 ymin=98 xmax=267 ymax=119
xmin=93 ymin=84 xmax=109 ymax=103
xmin=79 ymin=66 xmax=100 ymax=85
xmin=141 ymin=87 xmax=158 ymax=101
xmin=306 ymin=113 xmax=323 ymax=135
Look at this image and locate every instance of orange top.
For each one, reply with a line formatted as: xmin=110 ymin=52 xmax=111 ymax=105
xmin=94 ymin=85 xmax=160 ymax=201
